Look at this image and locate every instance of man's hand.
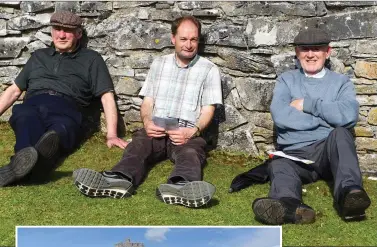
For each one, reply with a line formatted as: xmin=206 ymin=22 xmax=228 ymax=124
xmin=167 ymin=127 xmax=197 ymax=145
xmin=290 ymin=99 xmax=304 ymax=111
xmin=106 ymin=135 xmax=129 ymax=149
xmin=145 ymin=120 xmax=166 ymax=138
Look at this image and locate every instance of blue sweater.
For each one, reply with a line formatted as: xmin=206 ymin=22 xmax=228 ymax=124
xmin=270 ymin=68 xmax=359 ymax=150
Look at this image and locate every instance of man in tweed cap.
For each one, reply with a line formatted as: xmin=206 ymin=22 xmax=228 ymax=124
xmin=0 ymin=11 xmax=127 ymax=186
xmin=252 ymin=27 xmax=371 ymax=224
xmin=73 ymin=16 xmax=223 ymax=208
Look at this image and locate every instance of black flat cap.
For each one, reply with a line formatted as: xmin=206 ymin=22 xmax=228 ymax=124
xmin=294 ymin=28 xmax=331 ymax=46
xmin=50 ymin=11 xmax=82 ymax=29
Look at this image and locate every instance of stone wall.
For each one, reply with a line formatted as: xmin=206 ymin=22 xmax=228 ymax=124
xmin=1 ymin=1 xmax=377 ymax=173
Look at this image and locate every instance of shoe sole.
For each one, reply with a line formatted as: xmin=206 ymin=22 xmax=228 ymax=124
xmin=252 ymin=198 xmax=315 ymax=225
xmin=342 ymin=190 xmax=371 ymax=220
xmin=73 ymin=168 xmax=133 ymax=199
xmin=157 ymin=181 xmax=215 ymax=208
xmin=35 ymin=131 xmax=60 ymax=159
xmin=0 ymin=147 xmax=38 ymax=187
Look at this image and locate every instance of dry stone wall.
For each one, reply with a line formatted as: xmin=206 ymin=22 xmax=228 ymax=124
xmin=1 ymin=1 xmax=377 ymax=173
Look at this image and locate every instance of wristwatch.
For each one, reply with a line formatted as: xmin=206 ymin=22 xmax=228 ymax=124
xmin=193 ymin=125 xmax=201 ymax=138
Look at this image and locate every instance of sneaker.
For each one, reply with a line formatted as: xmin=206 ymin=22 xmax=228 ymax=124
xmin=35 ymin=130 xmax=60 ymax=159
xmin=72 ymin=168 xmax=134 ymax=199
xmin=156 ymin=181 xmax=216 ymax=208
xmin=0 ymin=147 xmax=38 ymax=187
xmin=338 ymin=185 xmax=371 ymax=221
xmin=252 ymin=197 xmax=316 ymax=225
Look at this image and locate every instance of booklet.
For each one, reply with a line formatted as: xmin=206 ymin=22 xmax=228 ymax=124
xmin=267 ymin=151 xmax=315 ymax=164
xmin=152 ymin=116 xmax=179 ymax=130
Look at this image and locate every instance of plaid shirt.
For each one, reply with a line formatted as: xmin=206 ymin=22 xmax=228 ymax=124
xmin=139 ymin=53 xmax=223 ymax=125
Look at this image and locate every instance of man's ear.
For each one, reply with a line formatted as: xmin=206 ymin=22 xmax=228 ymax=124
xmin=326 ymin=46 xmax=332 ymax=59
xmin=171 ymin=34 xmax=176 ymax=45
xmin=76 ymin=28 xmax=83 ymax=39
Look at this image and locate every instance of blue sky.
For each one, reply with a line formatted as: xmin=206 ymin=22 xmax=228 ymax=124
xmin=17 ymin=227 xmax=281 ymax=247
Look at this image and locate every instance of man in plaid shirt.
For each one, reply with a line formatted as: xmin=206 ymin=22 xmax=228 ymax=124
xmin=73 ymin=16 xmax=223 ymax=208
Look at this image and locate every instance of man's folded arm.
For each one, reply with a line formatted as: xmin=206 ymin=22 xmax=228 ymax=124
xmin=270 ymin=78 xmax=320 ymax=130
xmin=0 ymin=84 xmax=23 ymax=116
xmin=303 ymin=79 xmax=359 ymax=128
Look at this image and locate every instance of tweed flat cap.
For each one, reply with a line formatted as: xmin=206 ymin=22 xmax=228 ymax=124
xmin=50 ymin=11 xmax=82 ymax=29
xmin=294 ymin=28 xmax=330 ymax=46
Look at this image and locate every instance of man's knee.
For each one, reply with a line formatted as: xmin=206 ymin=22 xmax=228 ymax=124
xmin=267 ymin=158 xmax=295 ymax=176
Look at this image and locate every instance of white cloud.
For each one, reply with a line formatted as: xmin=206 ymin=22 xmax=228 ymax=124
xmin=145 ymin=228 xmax=171 ymax=242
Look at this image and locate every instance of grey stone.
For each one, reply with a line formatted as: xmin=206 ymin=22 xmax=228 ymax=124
xmin=113 ymin=2 xmax=156 ymax=9
xmin=355 ymin=40 xmax=377 ymax=55
xmin=357 ymin=95 xmax=377 ymax=106
xmin=26 ymin=40 xmax=47 ymax=53
xmin=55 ymin=2 xmax=80 ymax=13
xmin=271 ymin=52 xmax=296 ymax=76
xmin=115 ymin=77 xmax=142 ymax=96
xmin=252 ymin=126 xmax=274 ymax=143
xmin=217 ymin=128 xmax=258 ymax=155
xmin=177 ymin=1 xmax=216 ymax=10
xmin=109 ymin=67 xmax=135 ymax=77
xmin=356 ymin=84 xmax=377 ymax=95
xmin=20 ymin=2 xmax=54 ymax=13
xmin=7 ymin=13 xmax=51 ymax=31
xmin=249 ymin=112 xmax=274 ymax=131
xmin=109 ymin=18 xmax=171 ymax=50
xmin=150 ymin=9 xmax=182 ymax=21
xmin=81 ymin=2 xmax=112 ymax=11
xmin=306 ymin=10 xmax=377 ymax=41
xmin=325 ymin=1 xmax=377 ymax=7
xmin=193 ymin=9 xmax=221 ymax=17
xmin=218 ymin=104 xmax=247 ymax=132
xmin=156 ymin=3 xmax=171 ymax=9
xmin=138 ymin=8 xmax=149 ymax=20
xmin=0 ymin=7 xmax=15 ymax=20
xmin=35 ymin=31 xmax=51 ymax=45
xmin=0 ymin=37 xmax=30 ymax=58
xmin=123 ymin=108 xmax=141 ymax=122
xmin=217 ymin=48 xmax=274 ymax=74
xmin=0 ymin=2 xmax=20 ymax=6
xmin=0 ymin=66 xmax=21 ymax=82
xmin=205 ymin=22 xmax=247 ymax=48
xmin=235 ymin=78 xmax=275 ymax=111
xmin=131 ymin=97 xmax=143 ymax=107
xmin=221 ymin=74 xmax=235 ymax=99
xmin=0 ymin=56 xmax=29 ymax=66
xmin=329 ymin=57 xmax=345 ymax=74
xmin=358 ymin=154 xmax=377 ymax=174
xmin=0 ymin=19 xmax=6 ymax=36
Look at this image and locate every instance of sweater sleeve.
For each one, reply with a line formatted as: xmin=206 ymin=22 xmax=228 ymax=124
xmin=270 ymin=77 xmax=320 ymax=130
xmin=303 ymin=77 xmax=359 ymax=128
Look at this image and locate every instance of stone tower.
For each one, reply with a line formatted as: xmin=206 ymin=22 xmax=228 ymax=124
xmin=115 ymin=238 xmax=144 ymax=247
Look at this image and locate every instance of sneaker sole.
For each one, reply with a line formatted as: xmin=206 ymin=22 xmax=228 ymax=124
xmin=252 ymin=198 xmax=315 ymax=225
xmin=0 ymin=147 xmax=38 ymax=187
xmin=73 ymin=168 xmax=133 ymax=199
xmin=35 ymin=131 xmax=60 ymax=159
xmin=157 ymin=181 xmax=215 ymax=208
xmin=342 ymin=190 xmax=371 ymax=220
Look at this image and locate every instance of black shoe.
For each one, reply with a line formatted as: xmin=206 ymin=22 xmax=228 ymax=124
xmin=252 ymin=197 xmax=316 ymax=225
xmin=72 ymin=168 xmax=134 ymax=199
xmin=156 ymin=181 xmax=216 ymax=208
xmin=0 ymin=147 xmax=38 ymax=187
xmin=338 ymin=185 xmax=371 ymax=221
xmin=35 ymin=130 xmax=60 ymax=159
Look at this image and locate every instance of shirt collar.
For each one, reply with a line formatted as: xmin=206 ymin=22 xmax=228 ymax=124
xmin=304 ymin=67 xmax=326 ymax=78
xmin=48 ymin=41 xmax=81 ymax=58
xmin=173 ymin=53 xmax=200 ymax=68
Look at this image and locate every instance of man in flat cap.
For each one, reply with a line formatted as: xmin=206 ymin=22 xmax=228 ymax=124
xmin=252 ymin=28 xmax=371 ymax=224
xmin=0 ymin=11 xmax=127 ymax=186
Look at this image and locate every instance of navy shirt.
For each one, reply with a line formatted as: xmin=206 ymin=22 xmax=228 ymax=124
xmin=15 ymin=46 xmax=114 ymax=107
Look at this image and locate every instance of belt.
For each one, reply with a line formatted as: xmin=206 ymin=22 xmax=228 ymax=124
xmin=26 ymin=89 xmax=78 ymax=108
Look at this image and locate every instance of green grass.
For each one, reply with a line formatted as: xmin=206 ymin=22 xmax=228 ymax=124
xmin=0 ymin=122 xmax=376 ymax=246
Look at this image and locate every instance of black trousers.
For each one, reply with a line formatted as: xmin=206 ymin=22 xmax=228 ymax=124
xmin=268 ymin=127 xmax=362 ymax=202
xmin=111 ymin=128 xmax=207 ymax=186
xmin=9 ymin=94 xmax=82 ymax=153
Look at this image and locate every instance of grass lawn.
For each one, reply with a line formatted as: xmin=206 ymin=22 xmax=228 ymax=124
xmin=0 ymin=122 xmax=376 ymax=246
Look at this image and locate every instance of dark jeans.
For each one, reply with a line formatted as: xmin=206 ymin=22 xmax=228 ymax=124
xmin=9 ymin=94 xmax=82 ymax=153
xmin=111 ymin=128 xmax=207 ymax=186
xmin=268 ymin=127 xmax=362 ymax=203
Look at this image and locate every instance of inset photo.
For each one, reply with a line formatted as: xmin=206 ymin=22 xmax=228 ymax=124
xmin=17 ymin=226 xmax=281 ymax=247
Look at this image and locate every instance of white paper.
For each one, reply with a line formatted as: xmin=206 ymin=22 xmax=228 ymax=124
xmin=267 ymin=151 xmax=315 ymax=164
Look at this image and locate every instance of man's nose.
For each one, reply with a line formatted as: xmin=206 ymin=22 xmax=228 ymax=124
xmin=307 ymin=50 xmax=314 ymax=57
xmin=57 ymin=30 xmax=66 ymax=38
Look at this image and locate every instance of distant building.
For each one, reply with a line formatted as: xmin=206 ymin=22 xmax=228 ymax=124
xmin=115 ymin=238 xmax=144 ymax=247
